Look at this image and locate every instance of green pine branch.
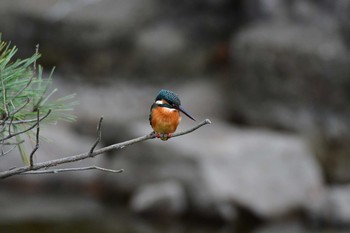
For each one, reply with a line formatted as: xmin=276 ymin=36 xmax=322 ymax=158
xmin=0 ymin=36 xmax=77 ymax=165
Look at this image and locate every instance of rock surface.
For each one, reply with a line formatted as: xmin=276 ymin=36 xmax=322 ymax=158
xmin=228 ymin=22 xmax=350 ymax=182
xmin=0 ymin=190 xmax=104 ymax=222
xmin=253 ymin=221 xmax=306 ymax=233
xmin=307 ymin=185 xmax=350 ymax=226
xmin=1 ymin=0 xmax=350 ymax=229
xmin=130 ymin=181 xmax=187 ymax=217
xmin=337 ymin=0 xmax=350 ymax=48
xmin=229 ymin=22 xmax=349 ymax=131
xmin=0 ymin=0 xmax=237 ymax=79
xmin=104 ymin=120 xmax=323 ymax=220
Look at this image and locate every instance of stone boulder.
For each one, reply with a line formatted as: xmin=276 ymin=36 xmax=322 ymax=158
xmin=0 ymin=0 xmax=159 ymax=77
xmin=130 ymin=180 xmax=187 ymax=218
xmin=0 ymin=0 xmax=238 ymax=79
xmin=0 ymin=190 xmax=104 ymax=222
xmin=307 ymin=185 xmax=350 ymax=226
xmin=229 ymin=22 xmax=350 ymax=131
xmin=253 ymin=221 xmax=306 ymax=233
xmin=243 ymin=0 xmax=337 ymax=26
xmin=337 ymin=0 xmax=350 ymax=48
xmin=102 ymin=119 xmax=323 ymax=220
xmin=228 ymin=22 xmax=350 ymax=182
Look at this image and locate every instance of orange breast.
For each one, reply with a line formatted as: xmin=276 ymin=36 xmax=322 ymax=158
xmin=151 ymin=107 xmax=181 ymax=134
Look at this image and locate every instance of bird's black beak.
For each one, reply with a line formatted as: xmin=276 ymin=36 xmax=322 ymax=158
xmin=178 ymin=105 xmax=196 ymax=121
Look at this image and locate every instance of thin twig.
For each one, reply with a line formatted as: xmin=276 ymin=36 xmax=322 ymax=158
xmin=34 ymin=44 xmax=39 ymax=71
xmin=5 ymin=116 xmax=14 ymax=136
xmin=23 ymin=166 xmax=124 ymax=175
xmin=2 ymin=140 xmax=25 ymax=146
xmin=0 ymin=138 xmax=4 ymax=156
xmin=2 ymin=117 xmax=50 ymax=125
xmin=1 ymin=125 xmax=25 ymax=156
xmin=0 ymin=143 xmax=21 ymax=157
xmin=88 ymin=116 xmax=103 ymax=157
xmin=29 ymin=110 xmax=40 ymax=167
xmin=1 ymin=78 xmax=9 ymax=124
xmin=9 ymin=97 xmax=30 ymax=116
xmin=0 ymin=98 xmax=31 ymax=133
xmin=171 ymin=119 xmax=212 ymax=138
xmin=9 ymin=77 xmax=34 ymax=103
xmin=0 ymin=118 xmax=211 ymax=179
xmin=0 ymin=120 xmax=7 ymax=133
xmin=0 ymin=79 xmax=31 ymax=125
xmin=1 ymin=109 xmax=51 ymax=141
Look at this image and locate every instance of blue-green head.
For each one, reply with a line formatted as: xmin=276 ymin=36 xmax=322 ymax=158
xmin=155 ymin=89 xmax=195 ymax=121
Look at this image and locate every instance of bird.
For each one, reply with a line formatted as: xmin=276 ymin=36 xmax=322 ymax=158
xmin=149 ymin=89 xmax=195 ymax=141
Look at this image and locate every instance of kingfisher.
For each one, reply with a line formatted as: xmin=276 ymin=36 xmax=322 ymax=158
xmin=149 ymin=89 xmax=195 ymax=141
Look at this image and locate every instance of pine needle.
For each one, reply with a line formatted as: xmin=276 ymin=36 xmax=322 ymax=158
xmin=0 ymin=37 xmax=76 ymax=165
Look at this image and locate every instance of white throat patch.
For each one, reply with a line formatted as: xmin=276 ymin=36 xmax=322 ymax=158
xmin=155 ymin=100 xmax=177 ymax=112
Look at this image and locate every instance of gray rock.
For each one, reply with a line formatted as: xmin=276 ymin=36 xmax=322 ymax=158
xmin=229 ymin=22 xmax=349 ymax=131
xmin=253 ymin=221 xmax=306 ymax=233
xmin=198 ymin=122 xmax=323 ymax=219
xmin=0 ymin=0 xmax=159 ymax=77
xmin=244 ymin=0 xmax=291 ymax=20
xmin=326 ymin=187 xmax=350 ymax=225
xmin=133 ymin=25 xmax=207 ymax=76
xmin=229 ymin=22 xmax=350 ymax=182
xmin=244 ymin=0 xmax=337 ymax=28
xmin=137 ymin=26 xmax=186 ymax=59
xmin=0 ymin=0 xmax=236 ymax=79
xmin=130 ymin=181 xmax=187 ymax=217
xmin=0 ymin=190 xmax=104 ymax=222
xmin=307 ymin=185 xmax=350 ymax=226
xmin=337 ymin=0 xmax=350 ymax=48
xmin=104 ymin=120 xmax=323 ymax=220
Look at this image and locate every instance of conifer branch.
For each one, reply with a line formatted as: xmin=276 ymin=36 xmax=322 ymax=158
xmin=0 ymin=38 xmax=77 ymax=166
xmin=0 ymin=118 xmax=211 ymax=179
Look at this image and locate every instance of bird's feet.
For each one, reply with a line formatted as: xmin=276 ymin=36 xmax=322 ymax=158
xmin=154 ymin=132 xmax=172 ymax=141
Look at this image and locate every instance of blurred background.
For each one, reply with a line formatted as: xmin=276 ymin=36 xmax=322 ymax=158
xmin=1 ymin=0 xmax=350 ymax=232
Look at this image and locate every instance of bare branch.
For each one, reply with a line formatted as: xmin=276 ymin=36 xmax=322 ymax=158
xmin=1 ymin=140 xmax=25 ymax=146
xmin=0 ymin=97 xmax=31 ymax=132
xmin=1 ymin=78 xmax=9 ymax=124
xmin=0 ymin=139 xmax=24 ymax=157
xmin=29 ymin=110 xmax=40 ymax=167
xmin=0 ymin=118 xmax=211 ymax=179
xmin=1 ymin=77 xmax=31 ymax=125
xmin=1 ymin=109 xmax=51 ymax=141
xmin=171 ymin=119 xmax=212 ymax=138
xmin=9 ymin=97 xmax=30 ymax=116
xmin=2 ymin=117 xmax=49 ymax=125
xmin=9 ymin=77 xmax=33 ymax=103
xmin=3 ymin=116 xmax=14 ymax=136
xmin=34 ymin=44 xmax=39 ymax=71
xmin=23 ymin=165 xmax=123 ymax=175
xmin=88 ymin=116 xmax=103 ymax=157
xmin=0 ymin=143 xmax=22 ymax=157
